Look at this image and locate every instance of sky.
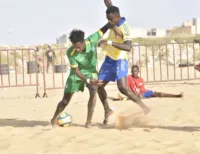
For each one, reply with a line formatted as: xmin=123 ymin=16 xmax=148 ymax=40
xmin=0 ymin=0 xmax=200 ymax=45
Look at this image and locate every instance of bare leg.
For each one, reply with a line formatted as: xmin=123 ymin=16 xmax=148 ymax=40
xmin=97 ymin=82 xmax=113 ymax=125
xmin=85 ymin=84 xmax=98 ymax=128
xmin=152 ymin=92 xmax=184 ymax=98
xmin=117 ymin=77 xmax=150 ymax=115
xmin=50 ymin=92 xmax=74 ymax=126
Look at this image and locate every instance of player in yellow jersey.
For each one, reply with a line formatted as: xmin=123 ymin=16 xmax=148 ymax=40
xmin=98 ymin=0 xmax=150 ymax=125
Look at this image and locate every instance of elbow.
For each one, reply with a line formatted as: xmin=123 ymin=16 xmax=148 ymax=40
xmin=72 ymin=67 xmax=79 ymax=74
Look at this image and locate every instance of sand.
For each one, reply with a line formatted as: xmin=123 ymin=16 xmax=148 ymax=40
xmin=1 ymin=79 xmax=200 ymax=154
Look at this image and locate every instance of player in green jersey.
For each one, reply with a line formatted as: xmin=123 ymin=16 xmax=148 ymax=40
xmin=50 ymin=23 xmax=119 ymax=128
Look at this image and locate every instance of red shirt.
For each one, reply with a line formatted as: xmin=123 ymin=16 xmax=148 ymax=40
xmin=127 ymin=75 xmax=148 ymax=94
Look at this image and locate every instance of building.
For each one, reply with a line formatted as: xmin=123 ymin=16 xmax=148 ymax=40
xmin=193 ymin=18 xmax=200 ymax=34
xmin=56 ymin=34 xmax=69 ymax=44
xmin=56 ymin=17 xmax=200 ymax=43
xmin=131 ymin=27 xmax=148 ymax=38
xmin=147 ymin=28 xmax=167 ymax=37
xmin=183 ymin=20 xmax=193 ymax=27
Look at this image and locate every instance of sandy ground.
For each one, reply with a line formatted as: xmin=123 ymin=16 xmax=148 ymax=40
xmin=1 ymin=79 xmax=200 ymax=154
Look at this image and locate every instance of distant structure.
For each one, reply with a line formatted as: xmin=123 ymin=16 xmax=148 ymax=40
xmin=193 ymin=18 xmax=200 ymax=34
xmin=166 ymin=17 xmax=200 ymax=36
xmin=131 ymin=27 xmax=148 ymax=38
xmin=147 ymin=28 xmax=166 ymax=37
xmin=56 ymin=34 xmax=69 ymax=44
xmin=56 ymin=17 xmax=200 ymax=44
xmin=56 ymin=33 xmax=90 ymax=44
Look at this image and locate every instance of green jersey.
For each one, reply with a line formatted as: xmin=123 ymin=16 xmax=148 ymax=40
xmin=67 ymin=30 xmax=103 ymax=81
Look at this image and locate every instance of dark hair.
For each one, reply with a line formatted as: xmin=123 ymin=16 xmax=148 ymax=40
xmin=132 ymin=65 xmax=139 ymax=70
xmin=69 ymin=29 xmax=85 ymax=44
xmin=106 ymin=6 xmax=120 ymax=15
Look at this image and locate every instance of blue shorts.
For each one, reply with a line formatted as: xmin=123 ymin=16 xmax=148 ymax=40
xmin=98 ymin=56 xmax=128 ymax=82
xmin=143 ymin=90 xmax=153 ymax=98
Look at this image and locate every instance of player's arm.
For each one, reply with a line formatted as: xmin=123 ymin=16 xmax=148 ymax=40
xmin=99 ymin=40 xmax=132 ymax=51
xmin=100 ymin=22 xmax=115 ymax=34
xmin=72 ymin=67 xmax=103 ymax=85
xmin=67 ymin=49 xmax=88 ymax=83
xmin=104 ymin=0 xmax=113 ymax=7
xmin=72 ymin=67 xmax=88 ymax=83
xmin=140 ymin=78 xmax=147 ymax=92
xmin=107 ymin=23 xmax=132 ymax=51
xmin=104 ymin=0 xmax=123 ymax=39
xmin=67 ymin=49 xmax=102 ymax=85
xmin=99 ymin=23 xmax=132 ymax=51
xmin=89 ymin=22 xmax=116 ymax=43
xmin=111 ymin=41 xmax=132 ymax=51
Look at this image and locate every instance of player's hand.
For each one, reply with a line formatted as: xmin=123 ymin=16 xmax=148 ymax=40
xmin=113 ymin=26 xmax=123 ymax=39
xmin=104 ymin=0 xmax=113 ymax=7
xmin=89 ymin=79 xmax=104 ymax=85
xmin=98 ymin=40 xmax=108 ymax=47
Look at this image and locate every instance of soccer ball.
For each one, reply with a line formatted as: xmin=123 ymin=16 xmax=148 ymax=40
xmin=118 ymin=92 xmax=128 ymax=100
xmin=57 ymin=112 xmax=72 ymax=127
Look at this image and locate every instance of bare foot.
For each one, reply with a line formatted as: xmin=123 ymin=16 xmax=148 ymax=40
xmin=50 ymin=118 xmax=57 ymax=127
xmin=85 ymin=123 xmax=91 ymax=128
xmin=179 ymin=92 xmax=184 ymax=98
xmin=103 ymin=110 xmax=114 ymax=125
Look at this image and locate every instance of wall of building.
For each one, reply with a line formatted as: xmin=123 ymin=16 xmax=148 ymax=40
xmin=131 ymin=27 xmax=148 ymax=38
xmin=193 ymin=18 xmax=200 ymax=34
xmin=56 ymin=34 xmax=68 ymax=44
xmin=155 ymin=28 xmax=167 ymax=37
xmin=56 ymin=17 xmax=200 ymax=43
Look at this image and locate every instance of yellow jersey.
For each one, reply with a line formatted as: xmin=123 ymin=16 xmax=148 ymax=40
xmin=103 ymin=17 xmax=132 ymax=60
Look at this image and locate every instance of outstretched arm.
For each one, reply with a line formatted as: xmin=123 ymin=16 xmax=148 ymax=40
xmin=104 ymin=0 xmax=113 ymax=7
xmin=111 ymin=40 xmax=132 ymax=51
xmin=88 ymin=22 xmax=117 ymax=43
xmin=99 ymin=40 xmax=132 ymax=52
xmin=73 ymin=67 xmax=87 ymax=83
xmin=72 ymin=67 xmax=103 ymax=85
xmin=100 ymin=22 xmax=116 ymax=34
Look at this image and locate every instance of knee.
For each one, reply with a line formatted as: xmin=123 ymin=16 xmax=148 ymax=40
xmin=97 ymin=86 xmax=104 ymax=93
xmin=88 ymin=86 xmax=97 ymax=100
xmin=87 ymin=84 xmax=98 ymax=91
xmin=97 ymin=86 xmax=107 ymax=98
xmin=118 ymin=86 xmax=128 ymax=95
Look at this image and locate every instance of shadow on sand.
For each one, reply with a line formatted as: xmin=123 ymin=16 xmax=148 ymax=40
xmin=1 ymin=119 xmax=200 ymax=132
xmin=0 ymin=118 xmax=50 ymax=127
xmin=97 ymin=123 xmax=200 ymax=132
xmin=72 ymin=122 xmax=200 ymax=132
